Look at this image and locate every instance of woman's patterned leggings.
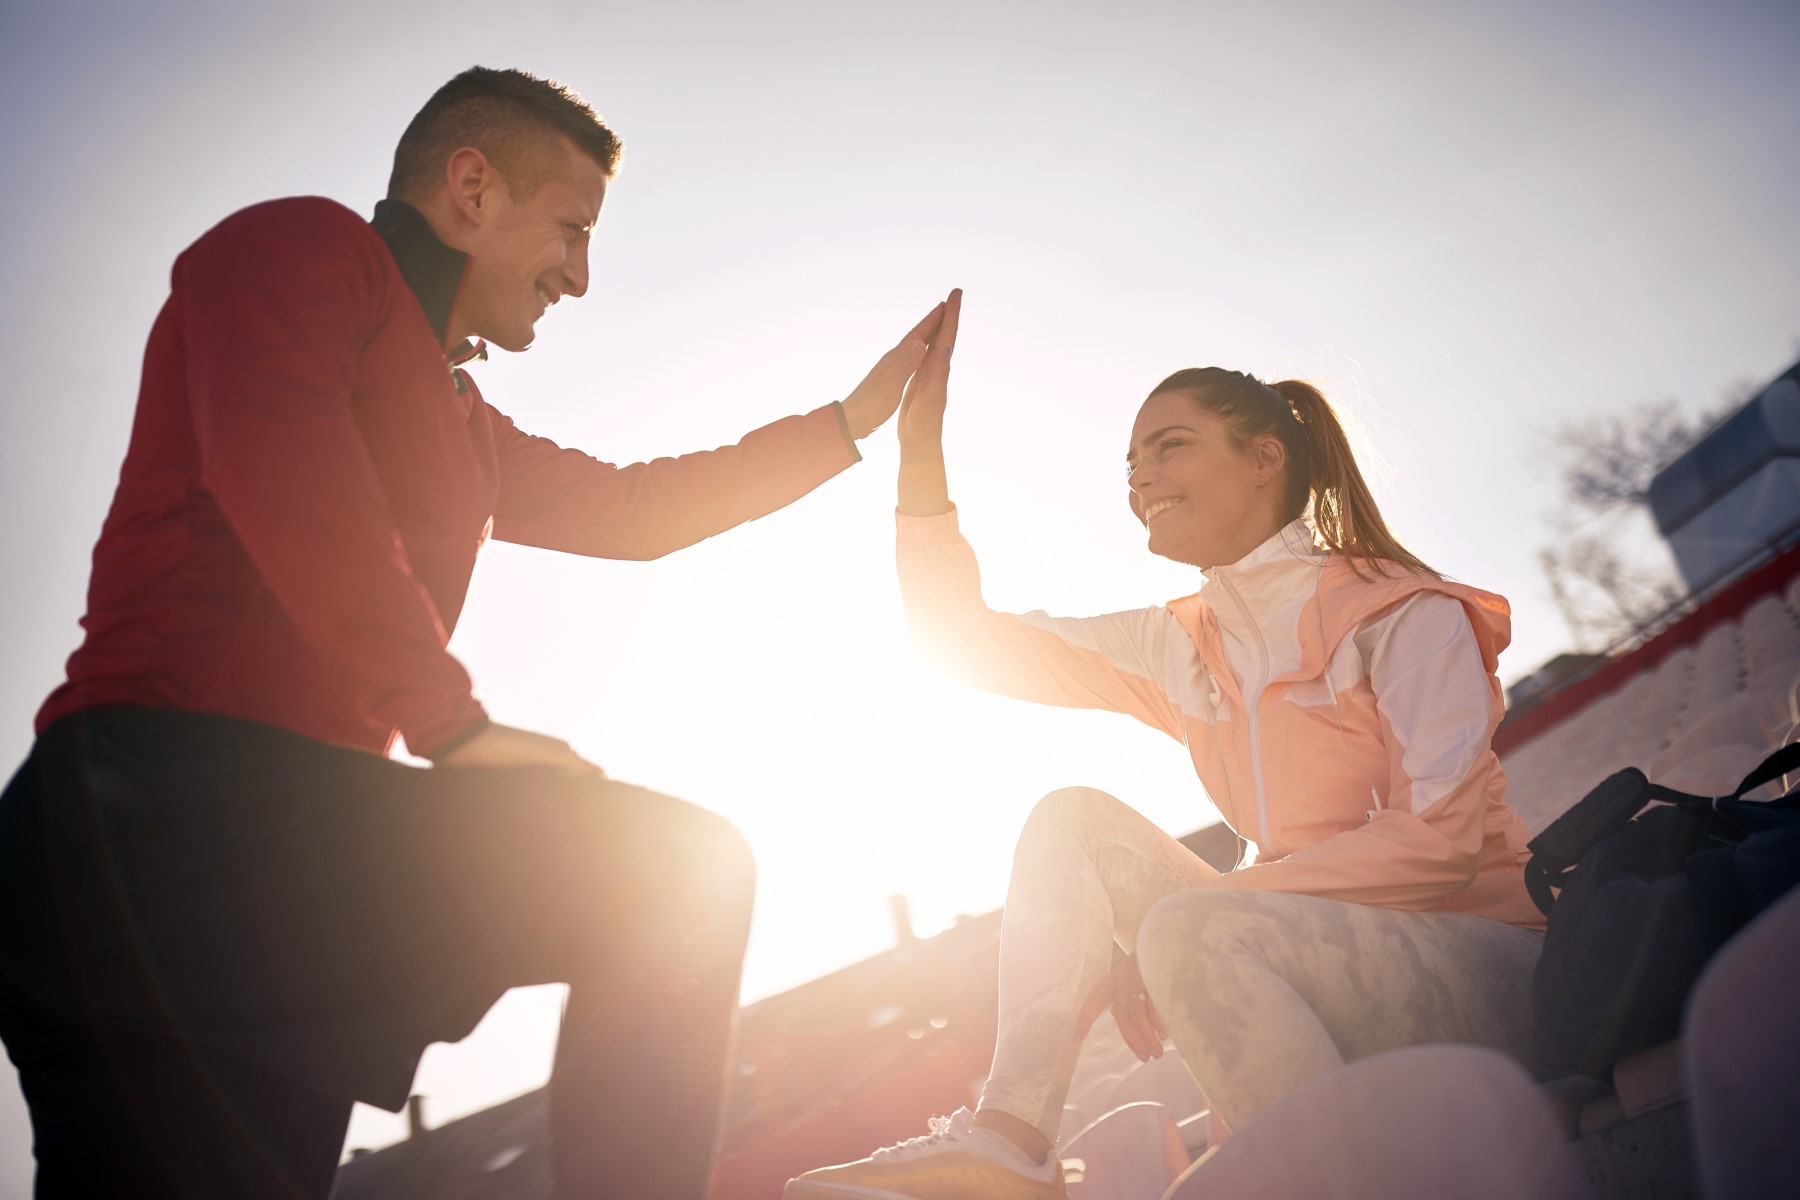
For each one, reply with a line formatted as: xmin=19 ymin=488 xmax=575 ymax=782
xmin=978 ymin=787 xmax=1544 ymax=1138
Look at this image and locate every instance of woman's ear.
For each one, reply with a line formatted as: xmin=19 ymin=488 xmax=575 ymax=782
xmin=1251 ymin=434 xmax=1287 ymax=485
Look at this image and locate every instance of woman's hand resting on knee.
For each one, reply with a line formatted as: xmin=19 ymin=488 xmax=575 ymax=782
xmin=1075 ymin=952 xmax=1168 ymax=1062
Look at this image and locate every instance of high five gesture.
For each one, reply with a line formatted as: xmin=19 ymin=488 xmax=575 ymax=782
xmin=897 ymin=287 xmax=962 ymax=516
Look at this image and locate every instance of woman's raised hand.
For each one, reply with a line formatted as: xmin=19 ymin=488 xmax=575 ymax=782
xmin=838 ymin=300 xmax=948 ymax=441
xmin=898 ymin=288 xmax=961 ymax=453
xmin=896 ymin=288 xmax=961 ymax=516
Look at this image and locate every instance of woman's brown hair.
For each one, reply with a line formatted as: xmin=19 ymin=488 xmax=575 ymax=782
xmin=1148 ymin=367 xmax=1436 ymax=578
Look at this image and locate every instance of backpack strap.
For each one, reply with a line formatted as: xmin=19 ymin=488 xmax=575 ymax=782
xmin=1723 ymin=741 xmax=1800 ymax=802
xmin=1637 ymin=741 xmax=1800 ymax=808
xmin=1522 ymin=743 xmax=1800 ymax=916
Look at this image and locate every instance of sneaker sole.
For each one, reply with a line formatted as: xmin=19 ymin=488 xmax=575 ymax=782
xmin=784 ymin=1183 xmax=926 ymax=1200
xmin=783 ymin=1166 xmax=1064 ymax=1200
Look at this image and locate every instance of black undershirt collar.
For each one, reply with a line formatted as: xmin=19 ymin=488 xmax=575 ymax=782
xmin=369 ymin=200 xmax=486 ymax=372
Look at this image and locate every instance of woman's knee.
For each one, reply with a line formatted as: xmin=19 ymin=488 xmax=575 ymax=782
xmin=1016 ymin=786 xmax=1127 ymax=855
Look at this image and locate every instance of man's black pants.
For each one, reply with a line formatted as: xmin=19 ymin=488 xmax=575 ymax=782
xmin=0 ymin=706 xmax=755 ymax=1198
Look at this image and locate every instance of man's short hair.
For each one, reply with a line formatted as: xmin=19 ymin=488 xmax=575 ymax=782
xmin=388 ymin=67 xmax=623 ymax=202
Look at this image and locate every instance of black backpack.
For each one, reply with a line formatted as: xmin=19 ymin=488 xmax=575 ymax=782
xmin=1524 ymin=743 xmax=1800 ymax=1078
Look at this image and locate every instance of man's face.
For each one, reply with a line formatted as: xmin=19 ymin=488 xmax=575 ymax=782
xmin=455 ymin=138 xmax=607 ymax=352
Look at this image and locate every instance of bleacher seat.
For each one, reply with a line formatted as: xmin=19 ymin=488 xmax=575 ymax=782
xmin=1160 ymin=1046 xmax=1588 ymax=1200
xmin=1690 ymin=625 xmax=1744 ymax=710
xmin=1649 ymin=691 xmax=1793 ymax=794
xmin=1101 ymin=1054 xmax=1205 ymax=1133
xmin=1613 ymin=649 xmax=1693 ymax=766
xmin=1741 ymin=598 xmax=1800 ymax=689
xmin=1502 ymin=598 xmax=1799 ymax=815
xmin=1061 ymin=1102 xmax=1190 ymax=1200
xmin=1684 ymin=887 xmax=1800 ymax=1199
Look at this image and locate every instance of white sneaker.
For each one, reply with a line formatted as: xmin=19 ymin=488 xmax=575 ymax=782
xmin=784 ymin=1108 xmax=1066 ymax=1199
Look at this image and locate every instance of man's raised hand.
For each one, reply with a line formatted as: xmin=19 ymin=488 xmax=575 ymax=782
xmin=838 ymin=300 xmax=948 ymax=441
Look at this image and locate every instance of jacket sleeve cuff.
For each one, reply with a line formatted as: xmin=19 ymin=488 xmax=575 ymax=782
xmin=420 ymin=712 xmax=492 ymax=762
xmin=896 ymin=504 xmax=961 ymax=541
xmin=830 ymin=401 xmax=863 ymax=463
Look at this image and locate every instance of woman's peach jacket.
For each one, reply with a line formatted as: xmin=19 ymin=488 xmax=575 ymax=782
xmin=898 ymin=511 xmax=1543 ymax=929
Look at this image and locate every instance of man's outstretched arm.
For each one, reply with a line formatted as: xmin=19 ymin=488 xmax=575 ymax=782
xmin=488 ymin=303 xmax=943 ymax=559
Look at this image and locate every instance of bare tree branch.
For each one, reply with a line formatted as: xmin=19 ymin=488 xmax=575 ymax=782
xmin=1549 ymin=399 xmax=1697 ymax=511
xmin=1535 ymin=391 xmax=1736 ymax=649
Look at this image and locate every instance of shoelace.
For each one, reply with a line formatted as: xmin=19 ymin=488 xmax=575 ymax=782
xmin=869 ymin=1108 xmax=975 ymax=1161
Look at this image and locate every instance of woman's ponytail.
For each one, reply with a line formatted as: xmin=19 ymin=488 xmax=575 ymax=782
xmin=1270 ymin=379 xmax=1436 ymax=578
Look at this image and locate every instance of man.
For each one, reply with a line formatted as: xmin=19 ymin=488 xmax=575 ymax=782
xmin=0 ymin=66 xmax=944 ymax=1198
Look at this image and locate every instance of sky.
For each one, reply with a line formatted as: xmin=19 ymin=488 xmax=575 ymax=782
xmin=1 ymin=0 xmax=1797 ymax=1182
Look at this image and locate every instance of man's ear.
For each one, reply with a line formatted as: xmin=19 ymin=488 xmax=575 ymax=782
xmin=444 ymin=146 xmax=501 ymax=225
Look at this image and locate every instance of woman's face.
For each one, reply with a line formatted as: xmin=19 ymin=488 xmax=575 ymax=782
xmin=1126 ymin=391 xmax=1285 ymax=569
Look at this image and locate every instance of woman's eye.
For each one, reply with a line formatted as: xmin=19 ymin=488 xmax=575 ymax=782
xmin=1159 ymin=439 xmax=1185 ymax=454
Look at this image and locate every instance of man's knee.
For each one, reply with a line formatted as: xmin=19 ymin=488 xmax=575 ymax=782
xmin=589 ymin=783 xmax=756 ymax=896
xmin=688 ymin=806 xmax=756 ymax=909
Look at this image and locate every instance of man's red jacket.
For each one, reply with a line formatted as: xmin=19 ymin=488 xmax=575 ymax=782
xmin=38 ymin=197 xmax=859 ymax=758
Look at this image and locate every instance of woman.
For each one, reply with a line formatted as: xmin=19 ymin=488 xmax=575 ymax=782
xmin=787 ymin=291 xmax=1545 ymax=1200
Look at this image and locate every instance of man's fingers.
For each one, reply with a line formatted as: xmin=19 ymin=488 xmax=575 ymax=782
xmin=867 ymin=293 xmax=958 ymax=395
xmin=905 ymin=300 xmax=947 ymax=344
xmin=874 ymin=303 xmax=946 ymax=374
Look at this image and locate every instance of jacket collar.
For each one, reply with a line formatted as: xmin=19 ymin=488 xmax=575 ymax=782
xmin=370 ymin=199 xmax=482 ymax=361
xmin=1160 ymin=521 xmax=1324 ymax=709
xmin=1201 ymin=519 xmax=1327 ymax=613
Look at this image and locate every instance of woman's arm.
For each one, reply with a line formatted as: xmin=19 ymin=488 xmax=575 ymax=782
xmin=896 ymin=291 xmax=959 ymax=517
xmin=893 ymin=291 xmax=1186 ymax=736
